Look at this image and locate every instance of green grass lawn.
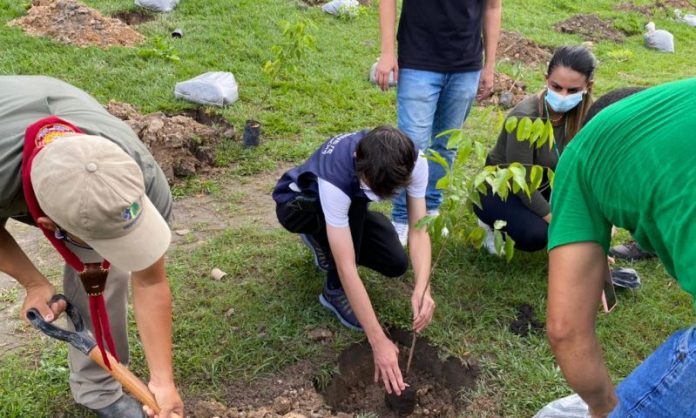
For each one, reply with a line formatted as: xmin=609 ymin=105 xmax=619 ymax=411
xmin=1 ymin=0 xmax=696 ymax=416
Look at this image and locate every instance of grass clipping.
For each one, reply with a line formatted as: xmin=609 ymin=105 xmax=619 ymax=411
xmin=8 ymin=0 xmax=144 ymax=48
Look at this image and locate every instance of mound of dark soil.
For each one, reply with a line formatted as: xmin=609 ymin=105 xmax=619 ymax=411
xmin=497 ymin=31 xmax=552 ymax=67
xmin=554 ymin=14 xmax=624 ymax=43
xmin=106 ymin=101 xmax=235 ymax=184
xmin=323 ymin=329 xmax=479 ymax=417
xmin=112 ymin=9 xmax=155 ymax=25
xmin=8 ymin=0 xmax=144 ymax=47
xmin=509 ymin=303 xmax=544 ymax=338
xmin=477 ymin=72 xmax=528 ymax=109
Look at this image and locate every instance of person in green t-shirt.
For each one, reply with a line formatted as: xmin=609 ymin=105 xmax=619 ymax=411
xmin=546 ymin=78 xmax=696 ymax=418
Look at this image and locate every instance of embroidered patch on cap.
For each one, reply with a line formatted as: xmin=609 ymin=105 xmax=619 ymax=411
xmin=122 ymin=202 xmax=142 ymax=223
xmin=34 ymin=123 xmax=77 ymax=148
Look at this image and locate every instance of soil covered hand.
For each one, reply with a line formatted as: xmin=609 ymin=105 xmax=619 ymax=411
xmin=411 ymin=287 xmax=435 ymax=334
xmin=372 ymin=336 xmax=406 ymax=395
xmin=144 ymin=381 xmax=184 ymax=418
xmin=21 ymin=283 xmax=66 ymax=323
xmin=375 ymin=53 xmax=399 ymax=91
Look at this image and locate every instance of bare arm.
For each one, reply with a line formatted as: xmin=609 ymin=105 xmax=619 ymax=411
xmin=132 ymin=257 xmax=183 ymax=418
xmin=326 ymin=225 xmax=405 ymax=395
xmin=547 ymin=242 xmax=617 ymax=417
xmin=0 ymin=225 xmax=64 ymax=321
xmin=376 ymin=0 xmax=398 ymax=91
xmin=406 ymin=197 xmax=434 ymax=333
xmin=477 ymin=0 xmax=502 ymax=100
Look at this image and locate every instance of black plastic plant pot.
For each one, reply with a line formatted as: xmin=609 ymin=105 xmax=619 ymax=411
xmin=171 ymin=28 xmax=184 ymax=38
xmin=384 ymin=386 xmax=417 ymax=416
xmin=243 ymin=119 xmax=261 ymax=148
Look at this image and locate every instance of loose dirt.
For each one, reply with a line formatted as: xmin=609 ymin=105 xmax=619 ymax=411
xmin=477 ymin=72 xmax=528 ymax=109
xmin=554 ymin=14 xmax=625 ymax=43
xmin=8 ymin=0 xmax=145 ymax=48
xmin=509 ymin=303 xmax=544 ymax=338
xmin=616 ymin=0 xmax=694 ymax=15
xmin=497 ymin=31 xmax=552 ymax=68
xmin=106 ymin=101 xmax=236 ymax=185
xmin=112 ymin=9 xmax=156 ymax=26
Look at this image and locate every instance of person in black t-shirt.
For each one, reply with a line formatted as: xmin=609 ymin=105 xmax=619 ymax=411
xmin=376 ymin=0 xmax=502 ymax=246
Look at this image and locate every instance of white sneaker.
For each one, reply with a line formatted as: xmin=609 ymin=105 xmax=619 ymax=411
xmin=426 ymin=209 xmax=440 ymax=217
xmin=392 ymin=221 xmax=408 ymax=247
xmin=533 ymin=394 xmax=589 ymax=418
xmin=477 ymin=219 xmax=498 ymax=255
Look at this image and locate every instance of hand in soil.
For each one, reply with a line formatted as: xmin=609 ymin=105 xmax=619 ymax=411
xmin=372 ymin=336 xmax=406 ymax=395
xmin=411 ymin=287 xmax=435 ymax=333
xmin=144 ymin=380 xmax=184 ymax=418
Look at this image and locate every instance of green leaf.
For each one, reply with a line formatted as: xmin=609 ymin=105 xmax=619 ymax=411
xmin=436 ymin=175 xmax=450 ymax=190
xmin=508 ymin=163 xmax=528 ymax=197
xmin=468 ymin=226 xmax=486 ymax=248
xmin=474 ymin=141 xmax=487 ymax=161
xmin=516 ymin=117 xmax=533 ymax=141
xmin=547 ymin=121 xmax=555 ymax=150
xmin=415 ymin=215 xmax=435 ymax=229
xmin=496 ymin=109 xmax=505 ymax=133
xmin=492 ymin=168 xmax=510 ymax=199
xmin=530 ymin=118 xmax=545 ymax=145
xmin=469 ymin=189 xmax=482 ymax=209
xmin=505 ymin=116 xmax=519 ymax=134
xmin=446 ymin=129 xmax=465 ymax=149
xmin=547 ymin=167 xmax=555 ymax=189
xmin=530 ymin=165 xmax=544 ymax=192
xmin=505 ymin=234 xmax=516 ymax=262
xmin=454 ymin=139 xmax=472 ymax=169
xmin=426 ymin=150 xmax=450 ymax=172
xmin=494 ymin=230 xmax=504 ymax=255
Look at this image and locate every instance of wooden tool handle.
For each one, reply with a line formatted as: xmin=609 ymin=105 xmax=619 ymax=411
xmin=89 ymin=349 xmax=182 ymax=418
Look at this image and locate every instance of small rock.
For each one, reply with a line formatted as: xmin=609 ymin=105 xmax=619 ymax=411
xmin=193 ymin=399 xmax=228 ymax=418
xmin=175 ymin=228 xmax=191 ymax=236
xmin=283 ymin=413 xmax=308 ymax=418
xmin=225 ymin=308 xmax=235 ymax=317
xmin=307 ymin=327 xmax=333 ymax=342
xmin=273 ymin=396 xmax=293 ymax=415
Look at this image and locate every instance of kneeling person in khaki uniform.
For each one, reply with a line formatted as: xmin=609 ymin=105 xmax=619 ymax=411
xmin=0 ymin=76 xmax=183 ymax=418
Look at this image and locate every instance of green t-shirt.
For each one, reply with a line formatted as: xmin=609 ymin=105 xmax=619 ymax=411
xmin=549 ymin=77 xmax=696 ymax=305
xmin=0 ymin=76 xmax=172 ymax=221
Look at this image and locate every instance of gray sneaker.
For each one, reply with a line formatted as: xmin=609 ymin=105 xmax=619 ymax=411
xmin=609 ymin=241 xmax=656 ymax=261
xmin=93 ymin=394 xmax=145 ymax=418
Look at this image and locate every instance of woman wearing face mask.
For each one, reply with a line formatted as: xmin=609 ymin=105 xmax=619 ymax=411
xmin=474 ymin=45 xmax=596 ymax=254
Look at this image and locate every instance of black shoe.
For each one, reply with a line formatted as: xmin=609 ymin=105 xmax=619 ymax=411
xmin=300 ymin=234 xmax=334 ymax=271
xmin=611 ymin=268 xmax=642 ymax=289
xmin=93 ymin=394 xmax=145 ymax=418
xmin=609 ymin=241 xmax=656 ymax=261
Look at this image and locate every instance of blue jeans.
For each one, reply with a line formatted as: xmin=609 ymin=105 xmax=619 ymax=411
xmin=609 ymin=326 xmax=696 ymax=417
xmin=391 ymin=68 xmax=480 ymax=224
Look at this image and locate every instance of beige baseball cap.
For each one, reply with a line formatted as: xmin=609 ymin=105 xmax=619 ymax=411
xmin=31 ymin=134 xmax=171 ymax=272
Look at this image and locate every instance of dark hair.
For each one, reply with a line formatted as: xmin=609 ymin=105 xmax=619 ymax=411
xmin=547 ymin=45 xmax=597 ymax=81
xmin=582 ymin=87 xmax=646 ymax=126
xmin=356 ymin=125 xmax=416 ymax=199
xmin=541 ymin=45 xmax=598 ymax=143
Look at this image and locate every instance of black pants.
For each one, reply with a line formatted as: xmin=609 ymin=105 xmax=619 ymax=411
xmin=276 ymin=197 xmax=408 ymax=285
xmin=473 ymin=187 xmax=551 ymax=252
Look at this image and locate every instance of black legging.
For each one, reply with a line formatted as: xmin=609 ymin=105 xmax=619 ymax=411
xmin=276 ymin=197 xmax=408 ymax=288
xmin=473 ymin=187 xmax=551 ymax=252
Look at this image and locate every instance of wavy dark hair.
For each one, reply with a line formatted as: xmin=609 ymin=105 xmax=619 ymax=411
xmin=355 ymin=125 xmax=416 ymax=199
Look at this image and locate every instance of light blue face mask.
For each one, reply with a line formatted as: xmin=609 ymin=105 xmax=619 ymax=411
xmin=545 ymin=89 xmax=585 ymax=113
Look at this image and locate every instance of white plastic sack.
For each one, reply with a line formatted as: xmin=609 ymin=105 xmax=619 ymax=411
xmin=644 ymin=22 xmax=674 ymax=53
xmin=533 ymin=394 xmax=590 ymax=418
xmin=322 ymin=0 xmax=359 ymax=16
xmin=369 ymin=61 xmax=397 ymax=87
xmin=135 ymin=0 xmax=179 ymax=13
xmin=675 ymin=9 xmax=696 ymax=27
xmin=174 ymin=72 xmax=239 ymax=107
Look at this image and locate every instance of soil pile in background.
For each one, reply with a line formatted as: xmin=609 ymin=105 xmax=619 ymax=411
xmin=8 ymin=0 xmax=144 ymax=47
xmin=112 ymin=9 xmax=155 ymax=25
xmin=497 ymin=31 xmax=552 ymax=67
xmin=554 ymin=14 xmax=624 ymax=43
xmin=323 ymin=329 xmax=479 ymax=417
xmin=477 ymin=72 xmax=528 ymax=109
xmin=106 ymin=101 xmax=235 ymax=184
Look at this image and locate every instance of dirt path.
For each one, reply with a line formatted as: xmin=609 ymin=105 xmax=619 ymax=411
xmin=0 ymin=166 xmax=287 ymax=356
